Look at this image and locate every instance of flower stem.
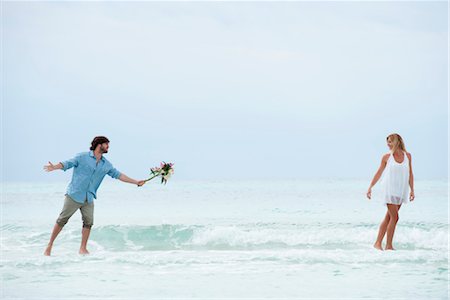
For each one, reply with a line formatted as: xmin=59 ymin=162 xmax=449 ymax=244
xmin=144 ymin=173 xmax=160 ymax=183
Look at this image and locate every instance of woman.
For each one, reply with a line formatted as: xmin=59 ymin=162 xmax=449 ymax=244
xmin=366 ymin=133 xmax=415 ymax=250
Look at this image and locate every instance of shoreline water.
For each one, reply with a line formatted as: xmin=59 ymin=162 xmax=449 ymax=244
xmin=1 ymin=179 xmax=448 ymax=299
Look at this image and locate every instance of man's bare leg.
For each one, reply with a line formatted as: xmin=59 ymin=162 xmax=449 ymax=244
xmin=79 ymin=227 xmax=91 ymax=255
xmin=44 ymin=223 xmax=63 ymax=256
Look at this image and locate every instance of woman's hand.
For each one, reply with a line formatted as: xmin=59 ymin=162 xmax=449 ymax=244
xmin=410 ymin=190 xmax=415 ymax=201
xmin=366 ymin=188 xmax=372 ymax=200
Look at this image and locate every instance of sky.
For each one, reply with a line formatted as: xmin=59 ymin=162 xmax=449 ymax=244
xmin=2 ymin=1 xmax=448 ymax=182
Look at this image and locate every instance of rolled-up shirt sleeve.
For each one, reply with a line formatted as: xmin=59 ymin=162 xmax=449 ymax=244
xmin=61 ymin=154 xmax=80 ymax=171
xmin=107 ymin=167 xmax=121 ymax=179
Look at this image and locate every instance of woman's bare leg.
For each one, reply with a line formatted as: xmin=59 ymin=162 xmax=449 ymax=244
xmin=374 ymin=212 xmax=390 ymax=250
xmin=385 ymin=204 xmax=401 ymax=250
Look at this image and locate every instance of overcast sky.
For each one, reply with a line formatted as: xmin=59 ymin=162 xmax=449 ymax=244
xmin=2 ymin=1 xmax=448 ymax=182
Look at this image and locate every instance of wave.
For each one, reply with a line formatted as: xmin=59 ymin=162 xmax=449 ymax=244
xmin=2 ymin=222 xmax=447 ymax=252
xmin=1 ymin=222 xmax=447 ymax=271
xmin=3 ymin=222 xmax=445 ymax=252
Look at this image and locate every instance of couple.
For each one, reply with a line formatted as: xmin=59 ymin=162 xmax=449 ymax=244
xmin=44 ymin=134 xmax=415 ymax=256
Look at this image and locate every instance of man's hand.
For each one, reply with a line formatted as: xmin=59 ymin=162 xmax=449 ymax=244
xmin=44 ymin=162 xmax=57 ymax=172
xmin=137 ymin=180 xmax=146 ymax=187
xmin=366 ymin=188 xmax=372 ymax=200
xmin=410 ymin=191 xmax=415 ymax=201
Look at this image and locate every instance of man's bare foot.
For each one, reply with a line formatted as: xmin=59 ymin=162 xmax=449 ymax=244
xmin=373 ymin=243 xmax=383 ymax=251
xmin=44 ymin=245 xmax=52 ymax=256
xmin=79 ymin=248 xmax=90 ymax=255
xmin=385 ymin=246 xmax=395 ymax=251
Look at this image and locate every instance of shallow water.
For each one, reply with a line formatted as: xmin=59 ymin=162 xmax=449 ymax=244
xmin=1 ymin=179 xmax=448 ymax=299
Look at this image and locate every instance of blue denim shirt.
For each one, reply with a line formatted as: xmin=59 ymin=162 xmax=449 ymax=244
xmin=61 ymin=151 xmax=121 ymax=204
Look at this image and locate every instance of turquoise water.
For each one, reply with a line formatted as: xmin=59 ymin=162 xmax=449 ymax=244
xmin=1 ymin=179 xmax=448 ymax=299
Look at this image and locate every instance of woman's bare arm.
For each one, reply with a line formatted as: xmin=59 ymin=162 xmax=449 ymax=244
xmin=407 ymin=153 xmax=415 ymax=201
xmin=366 ymin=154 xmax=389 ymax=199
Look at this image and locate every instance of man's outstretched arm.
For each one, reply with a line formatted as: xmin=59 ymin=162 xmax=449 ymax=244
xmin=119 ymin=174 xmax=146 ymax=187
xmin=45 ymin=154 xmax=79 ymax=172
xmin=44 ymin=162 xmax=63 ymax=172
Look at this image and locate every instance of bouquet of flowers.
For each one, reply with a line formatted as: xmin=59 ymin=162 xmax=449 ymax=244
xmin=144 ymin=162 xmax=174 ymax=185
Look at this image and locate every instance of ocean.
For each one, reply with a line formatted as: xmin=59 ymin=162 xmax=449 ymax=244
xmin=1 ymin=179 xmax=448 ymax=299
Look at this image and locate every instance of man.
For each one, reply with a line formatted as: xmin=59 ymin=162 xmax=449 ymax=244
xmin=43 ymin=136 xmax=146 ymax=256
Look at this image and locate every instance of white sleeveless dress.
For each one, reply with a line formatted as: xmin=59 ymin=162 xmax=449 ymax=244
xmin=379 ymin=152 xmax=410 ymax=205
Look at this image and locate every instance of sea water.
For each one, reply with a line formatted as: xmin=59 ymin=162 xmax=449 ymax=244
xmin=1 ymin=179 xmax=448 ymax=299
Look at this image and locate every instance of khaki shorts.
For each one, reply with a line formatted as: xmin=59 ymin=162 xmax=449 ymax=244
xmin=56 ymin=195 xmax=94 ymax=229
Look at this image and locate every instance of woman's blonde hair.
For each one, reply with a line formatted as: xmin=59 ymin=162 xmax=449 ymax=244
xmin=386 ymin=133 xmax=406 ymax=153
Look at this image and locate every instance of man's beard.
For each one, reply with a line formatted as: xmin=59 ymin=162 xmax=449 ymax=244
xmin=100 ymin=146 xmax=108 ymax=154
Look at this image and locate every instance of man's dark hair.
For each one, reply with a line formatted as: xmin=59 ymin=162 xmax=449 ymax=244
xmin=90 ymin=136 xmax=110 ymax=151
